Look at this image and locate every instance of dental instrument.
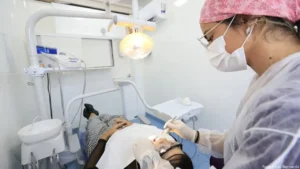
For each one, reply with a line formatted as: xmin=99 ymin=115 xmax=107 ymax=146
xmin=151 ymin=116 xmax=177 ymax=142
xmin=161 ymin=116 xmax=177 ymax=136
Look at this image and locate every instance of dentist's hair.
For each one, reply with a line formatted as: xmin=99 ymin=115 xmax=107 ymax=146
xmin=223 ymin=15 xmax=300 ymax=42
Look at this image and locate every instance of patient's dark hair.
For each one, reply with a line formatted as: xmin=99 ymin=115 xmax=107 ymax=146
xmin=168 ymin=153 xmax=194 ymax=169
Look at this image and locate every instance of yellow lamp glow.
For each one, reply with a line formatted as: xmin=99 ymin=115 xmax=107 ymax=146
xmin=120 ymin=32 xmax=154 ymax=60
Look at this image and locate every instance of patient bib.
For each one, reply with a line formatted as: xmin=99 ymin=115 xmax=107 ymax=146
xmin=96 ymin=123 xmax=175 ymax=169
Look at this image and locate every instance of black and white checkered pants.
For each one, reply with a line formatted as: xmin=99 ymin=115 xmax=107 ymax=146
xmin=86 ymin=114 xmax=126 ymax=157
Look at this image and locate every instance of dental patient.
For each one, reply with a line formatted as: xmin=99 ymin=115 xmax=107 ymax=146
xmin=83 ymin=104 xmax=194 ymax=169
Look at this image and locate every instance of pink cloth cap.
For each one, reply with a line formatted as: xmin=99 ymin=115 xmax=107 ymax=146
xmin=200 ymin=0 xmax=300 ymax=23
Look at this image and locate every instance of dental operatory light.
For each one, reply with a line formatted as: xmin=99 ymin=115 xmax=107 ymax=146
xmin=108 ymin=0 xmax=157 ymax=60
xmin=174 ymin=0 xmax=188 ymax=7
xmin=120 ymin=32 xmax=154 ymax=59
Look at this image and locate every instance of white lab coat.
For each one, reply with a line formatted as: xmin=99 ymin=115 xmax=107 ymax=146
xmin=198 ymin=52 xmax=300 ymax=168
xmin=154 ymin=52 xmax=300 ymax=169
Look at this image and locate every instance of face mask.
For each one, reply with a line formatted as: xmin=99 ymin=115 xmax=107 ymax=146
xmin=205 ymin=16 xmax=255 ymax=72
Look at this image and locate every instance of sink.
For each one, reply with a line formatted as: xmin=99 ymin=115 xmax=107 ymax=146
xmin=18 ymin=119 xmax=63 ymax=144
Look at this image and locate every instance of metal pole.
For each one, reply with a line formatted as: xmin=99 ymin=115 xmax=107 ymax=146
xmin=25 ymin=9 xmax=113 ymax=119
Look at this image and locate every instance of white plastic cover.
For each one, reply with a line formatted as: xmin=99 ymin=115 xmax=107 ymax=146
xmin=96 ymin=123 xmax=175 ymax=169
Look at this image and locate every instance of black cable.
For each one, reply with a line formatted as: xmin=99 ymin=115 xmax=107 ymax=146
xmin=191 ymin=120 xmax=198 ymax=159
xmin=191 ymin=142 xmax=198 ymax=159
xmin=47 ymin=73 xmax=53 ymax=119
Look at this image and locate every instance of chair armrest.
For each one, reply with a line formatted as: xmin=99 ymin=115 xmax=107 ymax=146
xmin=135 ymin=115 xmax=151 ymax=125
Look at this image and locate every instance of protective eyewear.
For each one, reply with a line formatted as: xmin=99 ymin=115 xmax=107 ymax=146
xmin=197 ymin=21 xmax=223 ymax=49
xmin=197 ymin=16 xmax=235 ymax=48
xmin=159 ymin=143 xmax=183 ymax=156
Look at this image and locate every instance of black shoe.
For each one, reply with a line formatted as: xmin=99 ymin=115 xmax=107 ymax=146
xmin=83 ymin=103 xmax=99 ymax=119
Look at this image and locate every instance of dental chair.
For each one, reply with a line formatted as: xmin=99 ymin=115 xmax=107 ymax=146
xmin=63 ymin=80 xmax=155 ymax=167
xmin=78 ymin=115 xmax=152 ymax=162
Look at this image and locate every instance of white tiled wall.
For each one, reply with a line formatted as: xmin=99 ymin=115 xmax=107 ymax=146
xmin=0 ymin=1 xmax=55 ymax=168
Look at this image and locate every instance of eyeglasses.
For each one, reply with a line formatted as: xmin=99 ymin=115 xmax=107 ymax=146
xmin=197 ymin=36 xmax=209 ymax=49
xmin=197 ymin=19 xmax=227 ymax=49
xmin=159 ymin=143 xmax=183 ymax=157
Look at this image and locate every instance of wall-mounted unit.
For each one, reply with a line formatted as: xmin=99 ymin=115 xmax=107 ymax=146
xmin=36 ymin=34 xmax=120 ymax=70
xmin=37 ymin=0 xmax=132 ymax=14
xmin=139 ymin=0 xmax=167 ymax=22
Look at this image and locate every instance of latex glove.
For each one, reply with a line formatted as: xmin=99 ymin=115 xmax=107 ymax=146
xmin=164 ymin=119 xmax=197 ymax=142
xmin=133 ymin=138 xmax=174 ymax=169
xmin=133 ymin=138 xmax=155 ymax=163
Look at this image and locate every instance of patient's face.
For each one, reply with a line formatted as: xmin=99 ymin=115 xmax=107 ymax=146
xmin=152 ymin=138 xmax=184 ymax=160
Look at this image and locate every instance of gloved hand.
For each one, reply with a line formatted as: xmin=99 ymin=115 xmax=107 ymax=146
xmin=164 ymin=120 xmax=197 ymax=142
xmin=83 ymin=103 xmax=99 ymax=119
xmin=133 ymin=138 xmax=174 ymax=169
xmin=133 ymin=138 xmax=155 ymax=163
